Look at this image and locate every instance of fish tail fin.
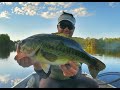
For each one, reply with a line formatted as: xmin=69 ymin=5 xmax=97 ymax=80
xmin=88 ymin=58 xmax=106 ymax=78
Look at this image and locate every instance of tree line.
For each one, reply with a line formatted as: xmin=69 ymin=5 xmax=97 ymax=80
xmin=73 ymin=37 xmax=120 ymax=57
xmin=0 ymin=34 xmax=120 ymax=58
xmin=0 ymin=34 xmax=15 ymax=50
xmin=0 ymin=34 xmax=16 ymax=58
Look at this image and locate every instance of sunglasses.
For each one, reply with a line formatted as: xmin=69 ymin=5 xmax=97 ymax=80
xmin=58 ymin=21 xmax=75 ymax=30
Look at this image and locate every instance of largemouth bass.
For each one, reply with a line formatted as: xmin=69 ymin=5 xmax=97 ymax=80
xmin=14 ymin=34 xmax=106 ymax=78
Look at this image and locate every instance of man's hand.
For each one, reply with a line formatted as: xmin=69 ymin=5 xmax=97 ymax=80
xmin=14 ymin=52 xmax=35 ymax=67
xmin=60 ymin=61 xmax=79 ymax=77
xmin=14 ymin=55 xmax=34 ymax=67
xmin=14 ymin=44 xmax=36 ymax=67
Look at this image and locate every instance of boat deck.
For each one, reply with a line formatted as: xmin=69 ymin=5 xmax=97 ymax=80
xmin=96 ymin=79 xmax=116 ymax=88
xmin=82 ymin=73 xmax=116 ymax=88
xmin=12 ymin=72 xmax=116 ymax=88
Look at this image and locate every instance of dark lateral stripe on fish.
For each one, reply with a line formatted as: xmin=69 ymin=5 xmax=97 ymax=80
xmin=42 ymin=42 xmax=84 ymax=60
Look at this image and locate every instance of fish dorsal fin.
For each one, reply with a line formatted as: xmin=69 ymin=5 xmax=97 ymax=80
xmin=41 ymin=63 xmax=51 ymax=73
xmin=41 ymin=50 xmax=57 ymax=62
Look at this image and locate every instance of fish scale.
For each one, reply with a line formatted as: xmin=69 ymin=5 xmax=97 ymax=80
xmin=15 ymin=34 xmax=106 ymax=78
xmin=41 ymin=41 xmax=78 ymax=59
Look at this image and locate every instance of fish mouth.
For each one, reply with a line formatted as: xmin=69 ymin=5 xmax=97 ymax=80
xmin=15 ymin=42 xmax=40 ymax=60
xmin=17 ymin=40 xmax=40 ymax=57
xmin=14 ymin=52 xmax=28 ymax=60
xmin=64 ymin=32 xmax=70 ymax=35
xmin=14 ymin=47 xmax=40 ymax=60
xmin=14 ymin=55 xmax=18 ymax=60
xmin=14 ymin=42 xmax=26 ymax=60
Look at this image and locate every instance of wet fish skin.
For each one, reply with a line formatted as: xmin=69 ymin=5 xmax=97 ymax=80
xmin=15 ymin=34 xmax=106 ymax=78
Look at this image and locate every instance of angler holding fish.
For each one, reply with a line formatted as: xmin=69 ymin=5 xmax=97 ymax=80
xmin=14 ymin=12 xmax=105 ymax=88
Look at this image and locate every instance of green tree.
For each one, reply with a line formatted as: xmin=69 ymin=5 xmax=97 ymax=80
xmin=0 ymin=34 xmax=10 ymax=48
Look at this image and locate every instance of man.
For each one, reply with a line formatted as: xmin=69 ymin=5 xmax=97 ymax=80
xmin=15 ymin=11 xmax=99 ymax=88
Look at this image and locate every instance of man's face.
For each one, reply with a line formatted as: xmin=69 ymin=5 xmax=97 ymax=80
xmin=57 ymin=20 xmax=75 ymax=37
xmin=57 ymin=25 xmax=74 ymax=37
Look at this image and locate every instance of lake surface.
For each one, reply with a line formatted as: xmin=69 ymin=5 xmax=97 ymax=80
xmin=0 ymin=52 xmax=34 ymax=88
xmin=0 ymin=52 xmax=120 ymax=88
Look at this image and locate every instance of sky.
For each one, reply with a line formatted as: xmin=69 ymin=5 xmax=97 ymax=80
xmin=0 ymin=2 xmax=120 ymax=41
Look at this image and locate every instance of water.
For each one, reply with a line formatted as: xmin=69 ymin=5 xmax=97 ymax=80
xmin=82 ymin=54 xmax=120 ymax=74
xmin=82 ymin=54 xmax=120 ymax=88
xmin=0 ymin=52 xmax=120 ymax=88
xmin=0 ymin=52 xmax=34 ymax=88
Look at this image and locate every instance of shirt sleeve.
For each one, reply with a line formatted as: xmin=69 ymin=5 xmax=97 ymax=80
xmin=34 ymin=67 xmax=51 ymax=79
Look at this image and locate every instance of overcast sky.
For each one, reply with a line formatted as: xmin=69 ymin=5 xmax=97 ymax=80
xmin=0 ymin=2 xmax=120 ymax=41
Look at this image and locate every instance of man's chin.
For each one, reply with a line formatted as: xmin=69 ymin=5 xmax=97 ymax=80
xmin=64 ymin=33 xmax=70 ymax=37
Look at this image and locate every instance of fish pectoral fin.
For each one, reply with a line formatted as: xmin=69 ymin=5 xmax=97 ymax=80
xmin=41 ymin=63 xmax=50 ymax=74
xmin=41 ymin=50 xmax=57 ymax=62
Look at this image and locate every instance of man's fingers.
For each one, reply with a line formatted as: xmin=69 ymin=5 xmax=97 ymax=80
xmin=68 ymin=67 xmax=78 ymax=76
xmin=68 ymin=61 xmax=78 ymax=70
xmin=16 ymin=59 xmax=20 ymax=64
xmin=24 ymin=57 xmax=33 ymax=66
xmin=60 ymin=61 xmax=79 ymax=77
xmin=60 ymin=65 xmax=74 ymax=76
xmin=15 ymin=57 xmax=31 ymax=67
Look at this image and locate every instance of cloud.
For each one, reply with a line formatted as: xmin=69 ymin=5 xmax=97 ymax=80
xmin=21 ymin=4 xmax=38 ymax=16
xmin=71 ymin=6 xmax=93 ymax=17
xmin=40 ymin=2 xmax=92 ymax=18
xmin=12 ymin=2 xmax=39 ymax=16
xmin=48 ymin=6 xmax=58 ymax=11
xmin=0 ymin=2 xmax=13 ymax=5
xmin=0 ymin=11 xmax=10 ymax=19
xmin=40 ymin=11 xmax=62 ymax=19
xmin=44 ymin=2 xmax=73 ymax=8
xmin=0 ymin=74 xmax=10 ymax=84
xmin=27 ymin=2 xmax=41 ymax=6
xmin=0 ymin=2 xmax=93 ymax=19
xmin=12 ymin=7 xmax=24 ymax=15
xmin=18 ymin=2 xmax=40 ymax=6
xmin=108 ymin=2 xmax=120 ymax=8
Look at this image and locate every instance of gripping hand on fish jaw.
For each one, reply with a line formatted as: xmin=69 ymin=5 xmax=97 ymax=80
xmin=14 ymin=42 xmax=29 ymax=61
xmin=14 ymin=43 xmax=38 ymax=67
